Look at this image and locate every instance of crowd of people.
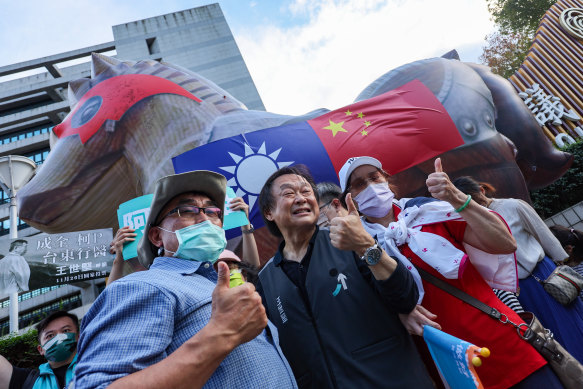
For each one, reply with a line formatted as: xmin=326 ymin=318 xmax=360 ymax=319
xmin=2 ymin=155 xmax=583 ymax=389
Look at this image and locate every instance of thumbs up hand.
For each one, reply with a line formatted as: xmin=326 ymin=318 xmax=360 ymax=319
xmin=208 ymin=261 xmax=267 ymax=346
xmin=329 ymin=193 xmax=376 ymax=255
xmin=426 ymin=158 xmax=466 ymax=206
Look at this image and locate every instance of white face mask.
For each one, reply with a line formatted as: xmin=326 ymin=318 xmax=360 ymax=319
xmin=354 ymin=182 xmax=394 ymax=218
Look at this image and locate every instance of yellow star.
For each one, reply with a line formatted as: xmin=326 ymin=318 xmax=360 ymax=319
xmin=357 ymin=112 xmax=365 ymax=119
xmin=323 ymin=119 xmax=348 ymax=137
xmin=364 ymin=120 xmax=371 ymax=127
xmin=360 ymin=129 xmax=368 ymax=136
xmin=345 ymin=109 xmax=352 ymax=116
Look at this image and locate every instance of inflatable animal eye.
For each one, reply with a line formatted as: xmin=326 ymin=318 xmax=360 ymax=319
xmin=484 ymin=113 xmax=494 ymax=128
xmin=71 ymin=96 xmax=103 ymax=129
xmin=461 ymin=119 xmax=477 ymax=137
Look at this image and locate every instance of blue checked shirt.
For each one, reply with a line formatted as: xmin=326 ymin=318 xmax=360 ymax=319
xmin=73 ymin=257 xmax=297 ymax=389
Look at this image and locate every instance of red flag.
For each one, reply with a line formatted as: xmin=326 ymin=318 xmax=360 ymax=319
xmin=308 ymin=79 xmax=463 ymax=175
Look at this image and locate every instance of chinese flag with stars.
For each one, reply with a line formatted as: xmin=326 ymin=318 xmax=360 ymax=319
xmin=308 ymin=79 xmax=463 ymax=175
xmin=173 ymin=79 xmax=462 ymax=235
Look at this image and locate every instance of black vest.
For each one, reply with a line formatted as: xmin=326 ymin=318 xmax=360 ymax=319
xmin=259 ymin=230 xmax=433 ymax=389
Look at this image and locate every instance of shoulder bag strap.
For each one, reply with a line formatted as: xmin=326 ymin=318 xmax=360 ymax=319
xmin=415 ymin=265 xmax=502 ymax=320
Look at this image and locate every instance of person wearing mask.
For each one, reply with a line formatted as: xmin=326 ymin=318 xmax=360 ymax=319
xmin=0 ymin=310 xmax=78 ymax=389
xmin=74 ymin=170 xmax=297 ymax=389
xmin=106 ymin=197 xmax=259 ymax=285
xmin=337 ymin=156 xmax=561 ymax=389
xmin=453 ymin=176 xmax=583 ymax=364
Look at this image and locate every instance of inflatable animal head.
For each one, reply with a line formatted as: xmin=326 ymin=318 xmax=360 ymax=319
xmin=17 ymin=53 xmax=250 ymax=232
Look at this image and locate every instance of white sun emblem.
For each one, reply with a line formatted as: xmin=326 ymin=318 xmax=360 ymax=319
xmin=219 ymin=142 xmax=293 ymax=209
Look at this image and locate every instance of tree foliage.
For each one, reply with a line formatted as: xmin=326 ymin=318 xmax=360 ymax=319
xmin=486 ymin=0 xmax=557 ymax=34
xmin=0 ymin=329 xmax=45 ymax=369
xmin=531 ymin=141 xmax=583 ymax=219
xmin=480 ymin=0 xmax=556 ymax=77
xmin=479 ymin=30 xmax=532 ymax=78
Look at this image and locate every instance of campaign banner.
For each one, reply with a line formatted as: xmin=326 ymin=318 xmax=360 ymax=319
xmin=0 ymin=229 xmax=114 ymax=298
xmin=423 ymin=325 xmax=489 ymax=389
xmin=117 ymin=194 xmax=154 ymax=260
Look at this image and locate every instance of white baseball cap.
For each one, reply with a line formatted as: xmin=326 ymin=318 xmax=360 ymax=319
xmin=338 ymin=156 xmax=382 ymax=192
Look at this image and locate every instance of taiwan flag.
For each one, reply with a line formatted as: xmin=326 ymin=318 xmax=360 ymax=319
xmin=173 ymin=79 xmax=463 ymax=234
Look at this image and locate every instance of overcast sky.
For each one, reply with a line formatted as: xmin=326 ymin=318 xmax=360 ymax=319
xmin=0 ymin=0 xmax=495 ymax=115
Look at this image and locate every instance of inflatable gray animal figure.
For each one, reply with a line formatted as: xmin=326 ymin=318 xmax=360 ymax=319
xmin=17 ymin=52 xmax=571 ymax=235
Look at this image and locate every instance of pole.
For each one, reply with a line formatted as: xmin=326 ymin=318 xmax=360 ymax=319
xmin=8 ymin=195 xmax=18 ymax=333
xmin=0 ymin=155 xmax=36 ymax=334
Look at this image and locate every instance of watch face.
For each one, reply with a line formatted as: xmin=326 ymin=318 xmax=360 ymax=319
xmin=366 ymin=246 xmax=382 ymax=266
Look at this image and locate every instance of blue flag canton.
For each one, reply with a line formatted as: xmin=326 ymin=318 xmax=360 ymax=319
xmin=173 ymin=121 xmax=339 ymax=236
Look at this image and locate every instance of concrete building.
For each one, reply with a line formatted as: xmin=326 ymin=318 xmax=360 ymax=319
xmin=0 ymin=3 xmax=264 ymax=334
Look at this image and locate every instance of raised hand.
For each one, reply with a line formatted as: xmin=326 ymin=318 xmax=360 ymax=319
xmin=329 ymin=193 xmax=375 ymax=256
xmin=426 ymin=158 xmax=466 ymax=207
xmin=209 ymin=261 xmax=267 ymax=346
xmin=110 ymin=226 xmax=137 ymax=255
xmin=229 ymin=197 xmax=250 ymax=218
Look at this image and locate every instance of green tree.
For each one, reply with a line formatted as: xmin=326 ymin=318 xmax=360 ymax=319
xmin=486 ymin=0 xmax=557 ymax=34
xmin=479 ymin=30 xmax=532 ymax=78
xmin=531 ymin=141 xmax=583 ymax=218
xmin=480 ymin=0 xmax=556 ymax=77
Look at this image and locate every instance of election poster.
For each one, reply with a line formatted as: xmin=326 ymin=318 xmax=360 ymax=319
xmin=0 ymin=229 xmax=114 ymax=298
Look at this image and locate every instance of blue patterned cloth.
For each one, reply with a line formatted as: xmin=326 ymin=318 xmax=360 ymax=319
xmin=73 ymin=257 xmax=297 ymax=389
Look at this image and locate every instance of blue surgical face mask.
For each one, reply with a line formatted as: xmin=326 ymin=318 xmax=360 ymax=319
xmin=159 ymin=220 xmax=227 ymax=263
xmin=42 ymin=332 xmax=77 ymax=363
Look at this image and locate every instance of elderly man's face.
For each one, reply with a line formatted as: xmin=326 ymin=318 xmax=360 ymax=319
xmin=150 ymin=193 xmax=223 ymax=255
xmin=265 ymin=174 xmax=318 ymax=234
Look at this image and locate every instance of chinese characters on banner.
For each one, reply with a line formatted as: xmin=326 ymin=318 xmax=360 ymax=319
xmin=0 ymin=229 xmax=114 ymax=298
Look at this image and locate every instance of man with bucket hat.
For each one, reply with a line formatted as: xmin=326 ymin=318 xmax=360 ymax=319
xmin=74 ymin=171 xmax=297 ymax=389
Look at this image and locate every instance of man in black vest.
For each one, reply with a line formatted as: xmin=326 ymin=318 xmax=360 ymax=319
xmin=257 ymin=166 xmax=434 ymax=389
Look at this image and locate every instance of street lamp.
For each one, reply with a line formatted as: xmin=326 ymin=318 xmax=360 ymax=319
xmin=0 ymin=156 xmax=37 ymax=333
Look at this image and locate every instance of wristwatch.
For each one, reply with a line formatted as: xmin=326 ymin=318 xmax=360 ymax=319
xmin=242 ymin=223 xmax=254 ymax=234
xmin=360 ymin=242 xmax=382 ymax=266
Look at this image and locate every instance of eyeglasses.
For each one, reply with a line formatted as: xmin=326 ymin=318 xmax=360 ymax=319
xmin=161 ymin=205 xmax=222 ymax=222
xmin=319 ymin=200 xmax=333 ymax=211
xmin=348 ymin=171 xmax=384 ymax=191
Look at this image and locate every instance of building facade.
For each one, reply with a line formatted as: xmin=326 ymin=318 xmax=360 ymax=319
xmin=0 ymin=3 xmax=264 ymax=334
